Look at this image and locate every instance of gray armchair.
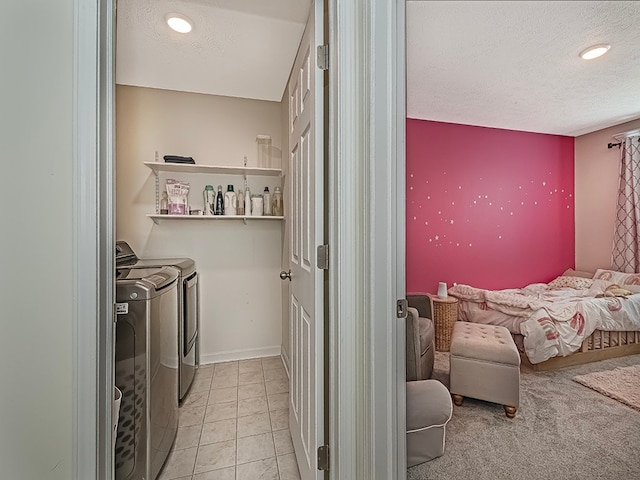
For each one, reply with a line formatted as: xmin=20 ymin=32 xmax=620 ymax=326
xmin=405 ymin=294 xmax=452 ymax=466
xmin=406 ymin=295 xmax=435 ymax=381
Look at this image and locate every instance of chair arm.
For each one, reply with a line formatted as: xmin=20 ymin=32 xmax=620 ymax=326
xmin=407 ymin=294 xmax=433 ymax=320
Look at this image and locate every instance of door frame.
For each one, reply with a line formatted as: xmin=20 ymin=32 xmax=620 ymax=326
xmin=73 ymin=0 xmax=115 ymax=479
xmin=74 ymin=0 xmax=405 ymax=477
xmin=328 ymin=0 xmax=406 ymax=479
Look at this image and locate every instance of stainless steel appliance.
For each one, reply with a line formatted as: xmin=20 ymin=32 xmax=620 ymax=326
xmin=114 ymin=265 xmax=179 ymax=480
xmin=115 ymin=241 xmax=199 ymax=402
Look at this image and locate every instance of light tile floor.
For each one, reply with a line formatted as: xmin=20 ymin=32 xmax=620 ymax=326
xmin=158 ymin=356 xmax=301 ymax=480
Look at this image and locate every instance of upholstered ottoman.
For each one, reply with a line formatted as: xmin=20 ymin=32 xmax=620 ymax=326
xmin=449 ymin=322 xmax=520 ymax=418
xmin=406 ymin=380 xmax=453 ymax=467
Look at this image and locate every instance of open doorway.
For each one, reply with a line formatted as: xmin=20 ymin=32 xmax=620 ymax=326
xmin=113 ymin=1 xmax=325 ymax=479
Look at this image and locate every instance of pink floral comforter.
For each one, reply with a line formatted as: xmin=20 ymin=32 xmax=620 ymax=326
xmin=448 ymin=280 xmax=640 ymax=364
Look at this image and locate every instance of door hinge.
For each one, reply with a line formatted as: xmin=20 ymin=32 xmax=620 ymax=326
xmin=317 ymin=44 xmax=329 ymax=70
xmin=317 ymin=244 xmax=329 ymax=270
xmin=397 ymin=299 xmax=408 ymax=319
xmin=317 ymin=445 xmax=330 ymax=471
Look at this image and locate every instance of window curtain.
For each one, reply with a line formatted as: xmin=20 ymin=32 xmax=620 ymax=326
xmin=611 ymin=135 xmax=640 ymax=273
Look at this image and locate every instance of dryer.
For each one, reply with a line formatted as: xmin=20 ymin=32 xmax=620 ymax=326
xmin=116 ymin=241 xmax=198 ymax=403
xmin=115 ymin=265 xmax=179 ymax=480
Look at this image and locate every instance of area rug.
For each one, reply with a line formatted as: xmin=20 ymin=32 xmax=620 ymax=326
xmin=573 ymin=364 xmax=640 ymax=412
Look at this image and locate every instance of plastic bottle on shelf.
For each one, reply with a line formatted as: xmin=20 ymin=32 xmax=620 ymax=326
xmin=237 ymin=188 xmax=245 ymax=215
xmin=160 ymin=191 xmax=169 ymax=214
xmin=203 ymin=185 xmax=215 ymax=215
xmin=224 ymin=185 xmax=237 ymax=216
xmin=215 ymin=185 xmax=224 ymax=215
xmin=244 ymin=186 xmax=252 ymax=216
xmin=251 ymin=194 xmax=264 ymax=216
xmin=272 ymin=186 xmax=283 ymax=216
xmin=263 ymin=187 xmax=272 ymax=215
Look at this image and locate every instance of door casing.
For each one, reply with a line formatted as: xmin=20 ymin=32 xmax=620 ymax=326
xmin=74 ymin=0 xmax=405 ymax=478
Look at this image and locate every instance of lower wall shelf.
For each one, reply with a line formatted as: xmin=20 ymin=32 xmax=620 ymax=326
xmin=148 ymin=214 xmax=284 ymax=225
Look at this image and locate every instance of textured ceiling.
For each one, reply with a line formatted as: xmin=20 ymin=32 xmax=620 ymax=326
xmin=116 ymin=0 xmax=310 ymax=102
xmin=117 ymin=1 xmax=640 ymax=136
xmin=407 ymin=1 xmax=640 ymax=136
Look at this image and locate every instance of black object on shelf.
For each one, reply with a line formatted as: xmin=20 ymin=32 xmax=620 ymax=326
xmin=164 ymin=155 xmax=196 ymax=164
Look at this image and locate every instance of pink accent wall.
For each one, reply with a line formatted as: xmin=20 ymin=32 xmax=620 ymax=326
xmin=407 ymin=119 xmax=575 ymax=292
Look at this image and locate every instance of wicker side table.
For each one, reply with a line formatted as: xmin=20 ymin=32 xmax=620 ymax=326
xmin=429 ymin=295 xmax=459 ymax=352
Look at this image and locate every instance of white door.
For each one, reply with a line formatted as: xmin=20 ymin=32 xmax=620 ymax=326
xmin=286 ymin=1 xmax=324 ymax=479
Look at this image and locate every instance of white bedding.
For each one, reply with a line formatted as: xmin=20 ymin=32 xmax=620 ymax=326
xmin=449 ymin=280 xmax=640 ymax=364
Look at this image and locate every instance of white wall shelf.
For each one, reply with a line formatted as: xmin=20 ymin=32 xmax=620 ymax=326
xmin=148 ymin=214 xmax=284 ymax=225
xmin=144 ymin=161 xmax=282 ymax=177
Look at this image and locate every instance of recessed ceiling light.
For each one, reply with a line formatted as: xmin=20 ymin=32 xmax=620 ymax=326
xmin=166 ymin=14 xmax=193 ymax=34
xmin=579 ymin=44 xmax=610 ymax=60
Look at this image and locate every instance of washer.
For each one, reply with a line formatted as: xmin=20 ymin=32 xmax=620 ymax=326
xmin=116 ymin=241 xmax=199 ymax=403
xmin=114 ymin=265 xmax=179 ymax=480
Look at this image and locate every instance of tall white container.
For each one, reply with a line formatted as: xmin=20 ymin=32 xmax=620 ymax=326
xmin=244 ymin=187 xmax=252 ymax=216
xmin=224 ymin=185 xmax=237 ymax=216
xmin=256 ymin=135 xmax=272 ymax=168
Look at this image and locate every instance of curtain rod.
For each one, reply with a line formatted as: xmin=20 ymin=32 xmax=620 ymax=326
xmin=608 ymin=133 xmax=640 ymax=149
xmin=609 ymin=128 xmax=640 ymax=148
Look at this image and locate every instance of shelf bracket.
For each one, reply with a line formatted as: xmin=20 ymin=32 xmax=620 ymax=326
xmin=153 ymin=150 xmax=161 ymax=213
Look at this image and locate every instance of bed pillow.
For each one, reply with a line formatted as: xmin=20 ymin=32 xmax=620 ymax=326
xmin=548 ymin=276 xmax=594 ymax=290
xmin=562 ymin=268 xmax=594 ymax=279
xmin=593 ymin=269 xmax=640 ymax=285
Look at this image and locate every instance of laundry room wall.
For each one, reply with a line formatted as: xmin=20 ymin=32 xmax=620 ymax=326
xmin=116 ymin=85 xmax=285 ymax=363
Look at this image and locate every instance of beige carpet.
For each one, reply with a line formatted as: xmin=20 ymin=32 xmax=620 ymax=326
xmin=573 ymin=364 xmax=640 ymax=412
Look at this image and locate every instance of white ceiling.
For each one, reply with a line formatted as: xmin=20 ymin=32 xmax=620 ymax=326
xmin=116 ymin=0 xmax=310 ymax=102
xmin=407 ymin=1 xmax=640 ymax=136
xmin=117 ymin=1 xmax=640 ymax=137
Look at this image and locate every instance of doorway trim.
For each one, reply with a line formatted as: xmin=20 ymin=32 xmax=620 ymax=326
xmin=73 ymin=0 xmax=115 ymax=478
xmin=328 ymin=0 xmax=406 ymax=477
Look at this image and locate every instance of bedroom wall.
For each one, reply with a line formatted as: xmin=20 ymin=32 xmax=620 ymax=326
xmin=116 ymin=85 xmax=285 ymax=364
xmin=406 ymin=119 xmax=575 ymax=292
xmin=574 ymin=117 xmax=640 ymax=273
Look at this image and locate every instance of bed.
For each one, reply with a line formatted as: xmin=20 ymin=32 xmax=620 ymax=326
xmin=448 ymin=268 xmax=640 ymax=371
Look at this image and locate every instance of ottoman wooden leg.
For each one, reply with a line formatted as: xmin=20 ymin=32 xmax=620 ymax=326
xmin=504 ymin=405 xmax=517 ymax=418
xmin=452 ymin=394 xmax=464 ymax=406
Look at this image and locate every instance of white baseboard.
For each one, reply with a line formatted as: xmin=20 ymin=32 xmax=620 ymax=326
xmin=200 ymin=345 xmax=282 ymax=365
